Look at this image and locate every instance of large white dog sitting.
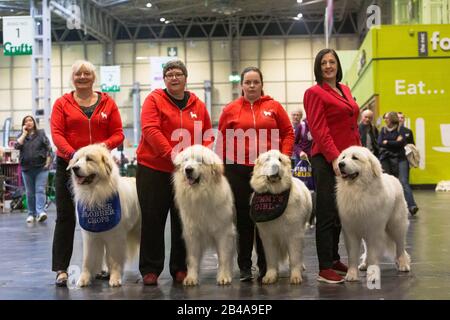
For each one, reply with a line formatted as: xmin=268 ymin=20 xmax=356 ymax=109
xmin=336 ymin=146 xmax=411 ymax=283
xmin=250 ymin=150 xmax=312 ymax=284
xmin=68 ymin=144 xmax=141 ymax=287
xmin=173 ymin=145 xmax=236 ymax=286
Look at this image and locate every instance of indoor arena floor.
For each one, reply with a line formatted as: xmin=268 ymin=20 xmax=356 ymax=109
xmin=0 ymin=190 xmax=449 ymax=300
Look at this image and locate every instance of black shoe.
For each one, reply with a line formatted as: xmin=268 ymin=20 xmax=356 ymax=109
xmin=240 ymin=269 xmax=254 ymax=282
xmin=95 ymin=270 xmax=110 ymax=280
xmin=409 ymin=206 xmax=419 ymax=216
xmin=55 ymin=271 xmax=68 ymax=287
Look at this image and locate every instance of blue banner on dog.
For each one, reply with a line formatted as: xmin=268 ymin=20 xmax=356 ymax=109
xmin=77 ymin=194 xmax=121 ymax=232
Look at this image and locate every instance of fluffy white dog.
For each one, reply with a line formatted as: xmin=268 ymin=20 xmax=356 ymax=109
xmin=173 ymin=145 xmax=236 ymax=286
xmin=250 ymin=150 xmax=312 ymax=284
xmin=68 ymin=144 xmax=141 ymax=287
xmin=336 ymin=146 xmax=411 ymax=283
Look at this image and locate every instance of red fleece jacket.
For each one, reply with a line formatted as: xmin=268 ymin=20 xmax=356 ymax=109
xmin=217 ymin=96 xmax=294 ymax=166
xmin=51 ymin=91 xmax=124 ymax=162
xmin=136 ymin=89 xmax=213 ymax=173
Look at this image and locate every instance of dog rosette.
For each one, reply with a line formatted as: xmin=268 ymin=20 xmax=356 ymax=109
xmin=250 ymin=189 xmax=290 ymax=223
xmin=77 ymin=193 xmax=121 ymax=232
xmin=292 ymin=159 xmax=315 ymax=191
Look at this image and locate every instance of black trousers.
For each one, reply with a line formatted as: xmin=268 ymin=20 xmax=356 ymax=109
xmin=224 ymin=164 xmax=266 ymax=273
xmin=381 ymin=157 xmax=399 ymax=178
xmin=136 ymin=164 xmax=186 ymax=277
xmin=311 ymin=154 xmax=341 ymax=270
xmin=52 ymin=157 xmax=76 ymax=272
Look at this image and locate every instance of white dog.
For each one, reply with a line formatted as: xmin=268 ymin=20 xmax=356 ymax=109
xmin=336 ymin=146 xmax=411 ymax=284
xmin=68 ymin=144 xmax=141 ymax=287
xmin=173 ymin=145 xmax=236 ymax=286
xmin=250 ymin=150 xmax=312 ymax=285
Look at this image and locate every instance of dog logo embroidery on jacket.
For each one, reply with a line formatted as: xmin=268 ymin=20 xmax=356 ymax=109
xmin=101 ymin=112 xmax=107 ymax=119
xmin=190 ymin=111 xmax=197 ymax=119
xmin=263 ymin=111 xmax=272 ymax=117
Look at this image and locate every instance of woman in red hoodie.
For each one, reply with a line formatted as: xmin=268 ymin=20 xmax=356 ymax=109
xmin=136 ymin=60 xmax=213 ymax=285
xmin=51 ymin=60 xmax=124 ymax=287
xmin=217 ymin=66 xmax=294 ymax=282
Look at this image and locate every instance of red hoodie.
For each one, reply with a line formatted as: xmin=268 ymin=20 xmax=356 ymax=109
xmin=217 ymin=96 xmax=294 ymax=166
xmin=51 ymin=91 xmax=124 ymax=162
xmin=137 ymin=89 xmax=213 ymax=173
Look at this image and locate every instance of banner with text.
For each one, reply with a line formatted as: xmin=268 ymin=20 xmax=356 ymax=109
xmin=2 ymin=16 xmax=34 ymax=56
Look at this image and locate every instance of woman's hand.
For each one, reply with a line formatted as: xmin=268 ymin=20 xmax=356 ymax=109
xmin=332 ymin=158 xmax=341 ymax=176
xmin=22 ymin=125 xmax=28 ymax=136
xmin=299 ymin=151 xmax=308 ymax=160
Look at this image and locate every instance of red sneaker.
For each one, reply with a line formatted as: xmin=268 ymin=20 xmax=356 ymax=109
xmin=143 ymin=273 xmax=158 ymax=285
xmin=317 ymin=269 xmax=344 ymax=284
xmin=174 ymin=271 xmax=187 ymax=283
xmin=332 ymin=260 xmax=348 ymax=275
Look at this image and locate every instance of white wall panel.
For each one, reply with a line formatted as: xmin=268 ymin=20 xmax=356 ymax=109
xmin=13 ymin=68 xmax=31 ymax=89
xmin=186 ymin=61 xmax=209 ymax=84
xmin=264 ymin=82 xmax=285 ymax=103
xmin=212 ymin=40 xmax=230 ymax=61
xmin=212 ymin=61 xmax=231 ymax=83
xmin=0 ymin=91 xmax=11 ymax=110
xmin=286 ymin=38 xmax=312 ymax=59
xmin=240 ymin=40 xmax=259 ymax=60
xmin=287 ymin=82 xmax=314 ymax=104
xmin=186 ymin=41 xmax=208 ymax=62
xmin=13 ymin=89 xmax=32 ymax=109
xmin=0 ymin=69 xmax=10 ymax=89
xmin=61 ymin=44 xmax=84 ymax=65
xmin=212 ymin=83 xmax=232 ymax=105
xmin=87 ymin=43 xmax=103 ymax=65
xmin=286 ymin=59 xmax=313 ymax=81
xmin=0 ymin=56 xmax=11 ymax=67
xmin=115 ymin=43 xmax=134 ymax=64
xmin=260 ymin=60 xmax=285 ymax=82
xmin=261 ymin=39 xmax=284 ymax=59
xmin=136 ymin=42 xmax=160 ymax=59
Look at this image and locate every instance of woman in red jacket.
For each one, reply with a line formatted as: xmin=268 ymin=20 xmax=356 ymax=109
xmin=217 ymin=66 xmax=294 ymax=282
xmin=304 ymin=49 xmax=361 ymax=284
xmin=51 ymin=60 xmax=124 ymax=287
xmin=137 ymin=60 xmax=213 ymax=285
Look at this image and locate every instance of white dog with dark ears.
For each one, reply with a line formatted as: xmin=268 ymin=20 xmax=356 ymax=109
xmin=336 ymin=146 xmax=411 ymax=284
xmin=250 ymin=150 xmax=312 ymax=285
xmin=173 ymin=144 xmax=236 ymax=286
xmin=68 ymin=144 xmax=141 ymax=287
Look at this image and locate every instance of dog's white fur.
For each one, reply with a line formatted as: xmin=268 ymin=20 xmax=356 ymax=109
xmin=173 ymin=145 xmax=236 ymax=286
xmin=336 ymin=146 xmax=411 ymax=283
xmin=68 ymin=144 xmax=141 ymax=287
xmin=250 ymin=150 xmax=312 ymax=285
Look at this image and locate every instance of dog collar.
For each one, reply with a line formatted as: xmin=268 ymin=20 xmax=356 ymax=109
xmin=250 ymin=188 xmax=291 ymax=223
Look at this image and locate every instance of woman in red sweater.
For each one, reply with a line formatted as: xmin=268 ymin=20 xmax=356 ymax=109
xmin=217 ymin=66 xmax=294 ymax=282
xmin=304 ymin=49 xmax=360 ymax=284
xmin=51 ymin=60 xmax=124 ymax=287
xmin=136 ymin=60 xmax=213 ymax=285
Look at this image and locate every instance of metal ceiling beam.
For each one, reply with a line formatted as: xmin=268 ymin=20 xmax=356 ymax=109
xmin=49 ymin=0 xmax=114 ymax=42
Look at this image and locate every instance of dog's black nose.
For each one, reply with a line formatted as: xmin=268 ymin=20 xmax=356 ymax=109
xmin=185 ymin=167 xmax=193 ymax=175
xmin=72 ymin=166 xmax=80 ymax=173
xmin=338 ymin=162 xmax=345 ymax=169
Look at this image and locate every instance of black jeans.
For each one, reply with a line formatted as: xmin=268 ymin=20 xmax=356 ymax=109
xmin=381 ymin=157 xmax=399 ymax=178
xmin=136 ymin=164 xmax=186 ymax=277
xmin=224 ymin=164 xmax=266 ymax=274
xmin=52 ymin=157 xmax=76 ymax=272
xmin=311 ymin=154 xmax=341 ymax=270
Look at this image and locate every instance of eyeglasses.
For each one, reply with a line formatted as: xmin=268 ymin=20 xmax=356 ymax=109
xmin=164 ymin=73 xmax=185 ymax=79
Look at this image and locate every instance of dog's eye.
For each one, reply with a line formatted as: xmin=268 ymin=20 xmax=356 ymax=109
xmin=85 ymin=156 xmax=93 ymax=162
xmin=352 ymin=156 xmax=359 ymax=160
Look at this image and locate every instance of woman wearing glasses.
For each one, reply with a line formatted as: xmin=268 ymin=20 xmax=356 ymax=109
xmin=136 ymin=59 xmax=213 ymax=285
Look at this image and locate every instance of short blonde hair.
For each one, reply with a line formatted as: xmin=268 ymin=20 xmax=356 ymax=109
xmin=71 ymin=60 xmax=97 ymax=85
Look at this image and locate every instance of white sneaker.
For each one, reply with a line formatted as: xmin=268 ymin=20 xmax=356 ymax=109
xmin=37 ymin=213 xmax=48 ymax=222
xmin=26 ymin=216 xmax=35 ymax=223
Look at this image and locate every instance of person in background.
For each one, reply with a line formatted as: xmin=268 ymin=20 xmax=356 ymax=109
xmin=136 ymin=59 xmax=213 ymax=286
xmin=378 ymin=111 xmax=404 ymax=178
xmin=51 ymin=60 xmax=124 ymax=287
xmin=217 ymin=66 xmax=294 ymax=282
xmin=397 ymin=112 xmax=419 ymax=216
xmin=304 ymin=48 xmax=360 ymax=284
xmin=15 ymin=115 xmax=52 ymax=223
xmin=291 ymin=109 xmax=302 ymax=167
xmin=294 ymin=109 xmax=313 ymax=163
xmin=358 ymin=109 xmax=379 ymax=157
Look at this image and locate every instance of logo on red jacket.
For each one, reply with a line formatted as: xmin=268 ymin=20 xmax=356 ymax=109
xmin=190 ymin=111 xmax=197 ymax=119
xmin=101 ymin=112 xmax=107 ymax=119
xmin=263 ymin=110 xmax=273 ymax=117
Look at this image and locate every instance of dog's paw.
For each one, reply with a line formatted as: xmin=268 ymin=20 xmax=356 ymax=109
xmin=302 ymin=264 xmax=306 ymax=271
xmin=290 ymin=271 xmax=303 ymax=285
xmin=396 ymin=253 xmax=411 ymax=272
xmin=217 ymin=274 xmax=232 ymax=285
xmin=345 ymin=268 xmax=360 ymax=282
xmin=358 ymin=261 xmax=368 ymax=271
xmin=109 ymin=275 xmax=122 ymax=287
xmin=262 ymin=270 xmax=278 ymax=285
xmin=366 ymin=265 xmax=381 ymax=284
xmin=77 ymin=273 xmax=91 ymax=287
xmin=183 ymin=275 xmax=199 ymax=286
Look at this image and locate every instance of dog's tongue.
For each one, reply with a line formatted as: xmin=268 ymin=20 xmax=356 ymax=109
xmin=75 ymin=175 xmax=86 ymax=184
xmin=188 ymin=177 xmax=196 ymax=185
